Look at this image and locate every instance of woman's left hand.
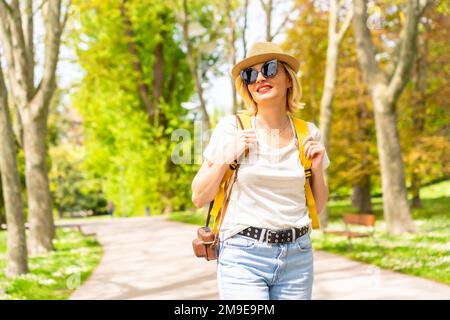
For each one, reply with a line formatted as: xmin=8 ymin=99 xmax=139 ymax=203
xmin=301 ymin=135 xmax=326 ymax=170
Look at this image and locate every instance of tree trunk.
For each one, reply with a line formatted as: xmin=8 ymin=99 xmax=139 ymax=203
xmin=0 ymin=0 xmax=67 ymax=254
xmin=261 ymin=0 xmax=273 ymax=41
xmin=318 ymin=25 xmax=338 ymax=229
xmin=372 ymin=94 xmax=415 ymax=234
xmin=411 ymin=171 xmax=422 ymax=208
xmin=225 ymin=0 xmax=238 ymax=114
xmin=239 ymin=0 xmax=249 ymax=111
xmin=182 ymin=0 xmax=211 ymax=136
xmin=352 ymin=0 xmax=429 ymax=234
xmin=242 ymin=0 xmax=249 ymax=59
xmin=11 ymin=101 xmax=24 ymax=147
xmin=0 ymin=66 xmax=28 ymax=276
xmin=410 ymin=23 xmax=428 ymax=209
xmin=120 ymin=0 xmax=155 ymax=124
xmin=318 ymin=1 xmax=353 ymax=228
xmin=22 ymin=108 xmax=55 ymax=255
xmin=351 ymin=176 xmax=373 ymax=213
xmin=153 ymin=41 xmax=164 ymax=111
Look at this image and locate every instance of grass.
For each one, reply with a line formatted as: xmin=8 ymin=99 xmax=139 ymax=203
xmin=170 ymin=180 xmax=450 ymax=284
xmin=311 ymin=198 xmax=449 ymax=284
xmin=0 ymin=227 xmax=102 ymax=300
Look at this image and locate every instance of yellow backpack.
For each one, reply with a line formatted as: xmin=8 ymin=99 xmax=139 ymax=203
xmin=208 ymin=110 xmax=320 ymax=237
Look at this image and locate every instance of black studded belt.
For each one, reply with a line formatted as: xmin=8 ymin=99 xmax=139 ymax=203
xmin=238 ymin=225 xmax=310 ymax=244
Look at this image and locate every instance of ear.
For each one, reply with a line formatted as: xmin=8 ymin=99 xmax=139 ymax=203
xmin=286 ymin=73 xmax=292 ymax=88
xmin=287 ymin=78 xmax=292 ymax=89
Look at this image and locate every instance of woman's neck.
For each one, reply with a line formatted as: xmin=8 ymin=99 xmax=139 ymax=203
xmin=255 ymin=103 xmax=288 ymax=129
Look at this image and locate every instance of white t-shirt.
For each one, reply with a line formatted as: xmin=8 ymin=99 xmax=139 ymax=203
xmin=202 ymin=114 xmax=331 ymax=242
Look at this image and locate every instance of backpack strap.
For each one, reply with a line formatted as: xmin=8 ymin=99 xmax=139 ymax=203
xmin=208 ymin=113 xmax=251 ymax=235
xmin=290 ymin=116 xmax=320 ymax=229
xmin=236 ymin=110 xmax=252 ymax=159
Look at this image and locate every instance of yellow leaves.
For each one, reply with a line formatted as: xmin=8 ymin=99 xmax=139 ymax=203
xmin=403 ymin=135 xmax=450 ymax=178
xmin=399 ymin=11 xmax=406 ymax=26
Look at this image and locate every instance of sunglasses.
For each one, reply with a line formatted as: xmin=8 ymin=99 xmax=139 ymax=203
xmin=240 ymin=59 xmax=278 ymax=85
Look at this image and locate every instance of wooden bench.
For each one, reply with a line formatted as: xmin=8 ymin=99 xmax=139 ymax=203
xmin=323 ymin=213 xmax=376 ymax=245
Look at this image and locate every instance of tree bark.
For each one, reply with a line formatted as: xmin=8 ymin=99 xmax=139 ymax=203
xmin=352 ymin=0 xmax=429 ymax=234
xmin=242 ymin=0 xmax=249 ymax=58
xmin=120 ymin=0 xmax=155 ymax=124
xmin=153 ymin=10 xmax=169 ymax=127
xmin=352 ymin=82 xmax=373 ymax=214
xmin=410 ymin=21 xmax=428 ymax=209
xmin=225 ymin=0 xmax=238 ymax=114
xmin=411 ymin=171 xmax=422 ymax=208
xmin=153 ymin=41 xmax=164 ymax=113
xmin=351 ymin=176 xmax=373 ymax=214
xmin=0 ymin=0 xmax=67 ymax=254
xmin=22 ymin=104 xmax=55 ymax=254
xmin=372 ymin=99 xmax=415 ymax=233
xmin=11 ymin=100 xmax=24 ymax=146
xmin=260 ymin=0 xmax=273 ymax=41
xmin=0 ymin=63 xmax=28 ymax=276
xmin=318 ymin=0 xmax=353 ymax=228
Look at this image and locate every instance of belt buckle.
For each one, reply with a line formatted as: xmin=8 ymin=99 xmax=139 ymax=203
xmin=265 ymin=229 xmax=272 ymax=243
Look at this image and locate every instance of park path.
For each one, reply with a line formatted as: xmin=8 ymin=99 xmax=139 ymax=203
xmin=67 ymin=216 xmax=450 ymax=300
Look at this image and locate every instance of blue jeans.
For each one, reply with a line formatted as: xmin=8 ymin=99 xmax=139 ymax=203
xmin=216 ymin=232 xmax=314 ymax=300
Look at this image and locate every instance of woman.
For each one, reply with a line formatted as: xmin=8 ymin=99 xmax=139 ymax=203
xmin=191 ymin=42 xmax=330 ymax=300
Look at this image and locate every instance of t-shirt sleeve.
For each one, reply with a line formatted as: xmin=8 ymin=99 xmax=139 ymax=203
xmin=307 ymin=122 xmax=331 ymax=171
xmin=203 ymin=115 xmax=238 ymax=164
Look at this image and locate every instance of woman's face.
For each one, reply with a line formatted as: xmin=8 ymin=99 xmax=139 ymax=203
xmin=247 ymin=61 xmax=291 ymax=106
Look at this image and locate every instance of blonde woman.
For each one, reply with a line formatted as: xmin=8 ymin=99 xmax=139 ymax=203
xmin=191 ymin=42 xmax=330 ymax=300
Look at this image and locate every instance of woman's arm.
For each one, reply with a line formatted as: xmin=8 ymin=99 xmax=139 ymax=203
xmin=311 ymin=168 xmax=329 ymax=215
xmin=302 ymin=127 xmax=330 ymax=215
xmin=191 ymin=159 xmax=229 ymax=208
xmin=191 ymin=128 xmax=257 ymax=208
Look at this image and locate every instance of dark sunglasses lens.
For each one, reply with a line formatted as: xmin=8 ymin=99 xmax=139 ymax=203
xmin=241 ymin=68 xmax=258 ymax=84
xmin=263 ymin=60 xmax=278 ymax=78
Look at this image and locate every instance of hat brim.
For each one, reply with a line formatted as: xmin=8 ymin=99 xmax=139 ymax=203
xmin=231 ymin=53 xmax=300 ymax=79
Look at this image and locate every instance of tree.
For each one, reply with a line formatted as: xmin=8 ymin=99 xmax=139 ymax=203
xmin=70 ymin=0 xmax=197 ymax=215
xmin=224 ymin=0 xmax=239 ymax=113
xmin=398 ymin=2 xmax=450 ymax=207
xmin=0 ymin=61 xmax=28 ymax=276
xmin=318 ymin=0 xmax=353 ymax=227
xmin=352 ymin=0 xmax=431 ymax=234
xmin=260 ymin=0 xmax=296 ymax=41
xmin=285 ymin=1 xmax=378 ymax=216
xmin=0 ymin=0 xmax=70 ymax=254
xmin=181 ymin=0 xmax=211 ymax=134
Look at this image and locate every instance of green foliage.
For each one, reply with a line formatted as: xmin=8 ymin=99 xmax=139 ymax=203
xmin=0 ymin=228 xmax=102 ymax=300
xmin=47 ymin=90 xmax=108 ymax=217
xmin=69 ymin=0 xmax=199 ymax=215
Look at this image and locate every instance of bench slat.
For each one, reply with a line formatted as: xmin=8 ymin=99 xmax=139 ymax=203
xmin=343 ymin=214 xmax=376 ymax=226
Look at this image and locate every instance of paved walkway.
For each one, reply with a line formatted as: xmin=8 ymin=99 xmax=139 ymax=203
xmin=68 ymin=217 xmax=450 ymax=300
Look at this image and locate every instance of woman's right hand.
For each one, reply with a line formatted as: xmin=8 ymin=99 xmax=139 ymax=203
xmin=220 ymin=129 xmax=257 ymax=164
xmin=191 ymin=127 xmax=257 ymax=208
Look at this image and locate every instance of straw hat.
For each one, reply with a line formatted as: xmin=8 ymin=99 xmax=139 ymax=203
xmin=231 ymin=41 xmax=300 ymax=79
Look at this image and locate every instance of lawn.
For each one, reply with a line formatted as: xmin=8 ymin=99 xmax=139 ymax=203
xmin=0 ymin=227 xmax=102 ymax=300
xmin=170 ymin=180 xmax=450 ymax=284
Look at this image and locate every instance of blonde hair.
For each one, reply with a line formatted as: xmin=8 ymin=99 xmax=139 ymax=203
xmin=235 ymin=61 xmax=305 ymax=116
